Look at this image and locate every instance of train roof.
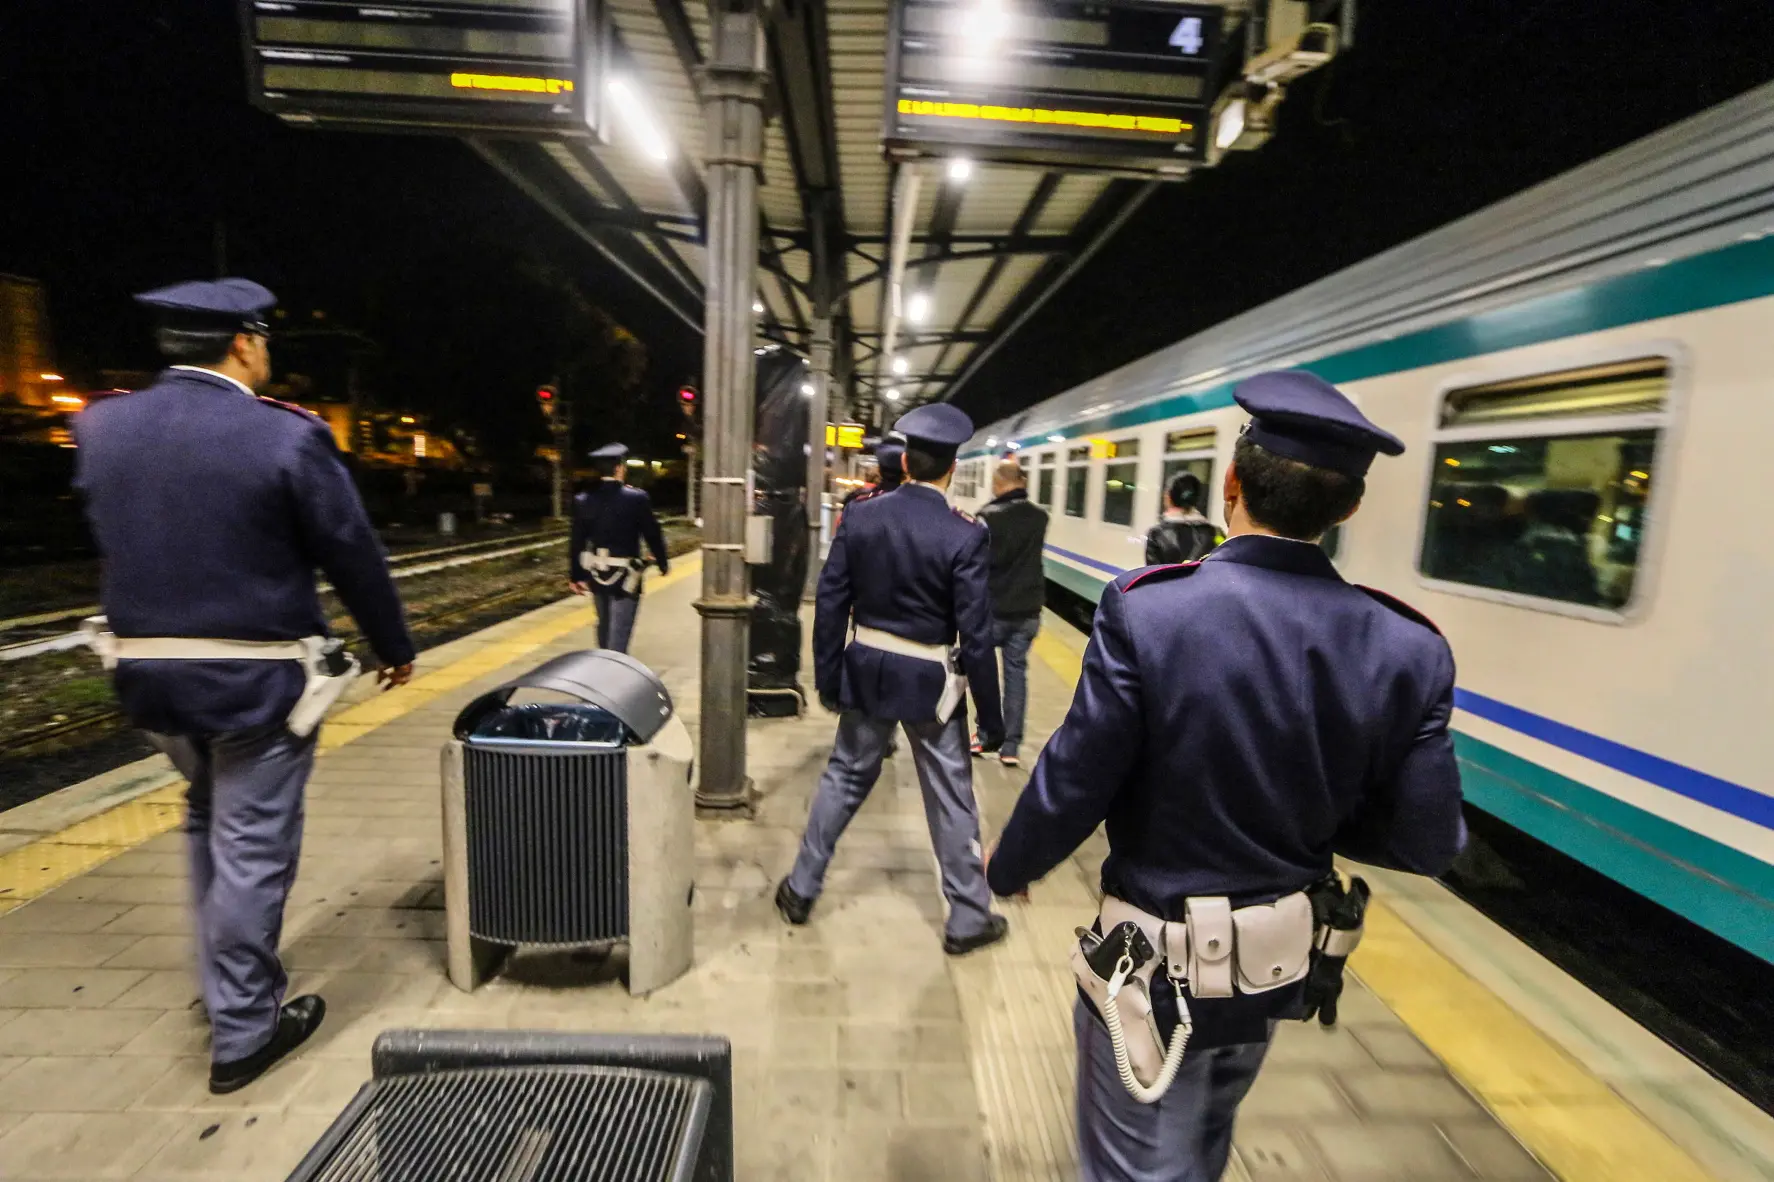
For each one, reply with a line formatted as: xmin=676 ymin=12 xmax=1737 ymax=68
xmin=961 ymin=78 xmax=1774 ymax=455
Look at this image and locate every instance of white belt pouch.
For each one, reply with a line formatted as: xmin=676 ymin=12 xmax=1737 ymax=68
xmin=82 ymin=616 xmax=360 ymax=738
xmin=1073 ymin=892 xmax=1315 ymax=1103
xmin=583 ymin=548 xmax=644 ymax=595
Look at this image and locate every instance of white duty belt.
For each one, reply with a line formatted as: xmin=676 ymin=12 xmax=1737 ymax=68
xmin=1072 ymin=892 xmax=1318 ymax=1105
xmin=581 ymin=547 xmax=645 ymax=595
xmin=850 ymin=625 xmax=966 ymax=723
xmin=80 ymin=616 xmax=360 ymax=738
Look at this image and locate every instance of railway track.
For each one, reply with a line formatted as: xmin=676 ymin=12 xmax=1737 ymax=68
xmin=0 ymin=521 xmax=696 ymax=774
xmin=0 ymin=575 xmax=567 ymax=758
xmin=0 ymin=529 xmax=568 ymax=661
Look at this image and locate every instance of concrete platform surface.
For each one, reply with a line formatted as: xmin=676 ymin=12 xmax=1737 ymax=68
xmin=0 ymin=552 xmax=1606 ymax=1180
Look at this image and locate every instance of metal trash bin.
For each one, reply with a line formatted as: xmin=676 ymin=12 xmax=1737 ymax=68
xmin=442 ymin=650 xmax=695 ymax=996
xmin=283 ymin=1029 xmax=734 ymax=1182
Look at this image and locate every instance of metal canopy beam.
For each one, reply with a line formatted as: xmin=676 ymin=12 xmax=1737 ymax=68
xmin=467 ymin=138 xmax=703 ymax=332
xmin=944 ymin=179 xmax=1162 ymax=403
xmin=924 ymin=173 xmax=1061 ymax=396
xmin=766 ymin=0 xmax=851 ymax=357
xmin=560 ymin=140 xmax=705 ymax=303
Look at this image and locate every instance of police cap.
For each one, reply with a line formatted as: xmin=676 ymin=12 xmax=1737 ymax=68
xmin=873 ymin=439 xmax=904 ymax=474
xmin=588 ymin=442 xmax=629 ymax=462
xmin=1234 ymin=370 xmax=1404 ymax=479
xmin=890 ymin=403 xmax=973 ymax=461
xmin=133 ymin=278 xmax=276 ymax=333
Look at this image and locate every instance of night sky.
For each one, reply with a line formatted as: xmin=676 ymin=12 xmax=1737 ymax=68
xmin=6 ymin=0 xmax=1774 ymax=450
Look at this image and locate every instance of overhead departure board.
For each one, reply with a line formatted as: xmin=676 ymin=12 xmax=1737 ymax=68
xmin=884 ymin=0 xmax=1224 ymax=175
xmin=240 ymin=0 xmax=603 ymax=137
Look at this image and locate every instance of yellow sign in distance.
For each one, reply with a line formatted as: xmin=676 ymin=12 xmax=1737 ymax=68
xmin=825 ymin=423 xmax=867 ymax=449
xmin=451 ymin=73 xmax=575 ymax=95
xmin=897 ymin=98 xmax=1188 ymax=137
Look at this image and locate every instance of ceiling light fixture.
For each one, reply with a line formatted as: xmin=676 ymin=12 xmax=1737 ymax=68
xmin=606 ymin=78 xmax=671 ymax=162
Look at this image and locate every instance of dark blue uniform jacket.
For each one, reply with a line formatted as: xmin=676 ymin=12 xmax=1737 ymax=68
xmin=73 ymin=368 xmax=415 ymax=736
xmin=988 ymin=534 xmax=1465 ymax=916
xmin=568 ymin=480 xmax=669 ymax=594
xmin=814 ymin=483 xmax=1005 ymax=736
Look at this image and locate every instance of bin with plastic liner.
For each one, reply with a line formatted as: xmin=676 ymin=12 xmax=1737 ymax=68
xmin=441 ymin=650 xmax=695 ymax=996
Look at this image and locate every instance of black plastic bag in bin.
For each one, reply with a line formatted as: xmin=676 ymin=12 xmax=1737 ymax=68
xmin=469 ymin=702 xmax=630 ymax=745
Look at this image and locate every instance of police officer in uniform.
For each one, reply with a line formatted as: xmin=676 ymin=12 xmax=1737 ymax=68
xmin=985 ymin=371 xmax=1467 ymax=1180
xmin=567 ymin=442 xmax=669 ymax=652
xmin=832 ymin=439 xmax=903 ymax=536
xmin=777 ymin=405 xmax=1010 ymax=955
xmin=73 ymin=279 xmax=416 ymax=1093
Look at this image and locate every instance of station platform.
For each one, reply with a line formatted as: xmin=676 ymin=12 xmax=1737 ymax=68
xmin=0 ymin=552 xmax=1769 ymax=1180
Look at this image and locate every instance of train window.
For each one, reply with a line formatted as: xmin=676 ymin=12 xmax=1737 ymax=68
xmin=1160 ymin=428 xmax=1216 ymax=519
xmin=1418 ymin=357 xmax=1671 ymax=614
xmin=1165 ymin=427 xmax=1216 ymax=453
xmin=1100 ymin=438 xmax=1140 ymax=525
xmin=1065 ymin=446 xmax=1090 ymax=518
xmin=1036 ymin=452 xmax=1057 ymax=508
xmin=1159 ymin=458 xmax=1214 ymax=507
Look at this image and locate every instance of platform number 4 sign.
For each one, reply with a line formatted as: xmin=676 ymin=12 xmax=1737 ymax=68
xmin=1169 ymin=15 xmax=1204 ymax=55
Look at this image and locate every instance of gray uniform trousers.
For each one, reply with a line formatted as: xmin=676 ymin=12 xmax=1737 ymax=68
xmin=787 ymin=710 xmax=996 ymax=942
xmin=592 ymin=588 xmax=640 ymax=652
xmin=149 ymin=724 xmax=315 ymax=1065
xmin=1074 ymin=999 xmax=1272 ymax=1181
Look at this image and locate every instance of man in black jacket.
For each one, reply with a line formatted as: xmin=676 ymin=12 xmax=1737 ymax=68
xmin=973 ymin=457 xmax=1049 ymax=767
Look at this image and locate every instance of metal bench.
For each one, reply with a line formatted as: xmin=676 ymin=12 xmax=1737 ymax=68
xmin=285 ymin=1030 xmax=734 ymax=1182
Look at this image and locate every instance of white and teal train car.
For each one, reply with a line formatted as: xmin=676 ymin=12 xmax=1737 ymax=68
xmin=951 ymin=81 xmax=1774 ymax=964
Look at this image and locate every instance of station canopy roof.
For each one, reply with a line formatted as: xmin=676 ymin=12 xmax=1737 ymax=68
xmin=472 ymin=0 xmax=1347 ymax=422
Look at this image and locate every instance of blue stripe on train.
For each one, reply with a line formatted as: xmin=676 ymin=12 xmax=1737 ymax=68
xmin=1038 ymin=558 xmax=1774 ymax=962
xmin=1456 ymin=689 xmax=1774 ymax=831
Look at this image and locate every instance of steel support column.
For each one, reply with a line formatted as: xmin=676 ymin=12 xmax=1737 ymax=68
xmin=803 ymin=316 xmax=833 ymax=602
xmin=694 ymin=1 xmax=767 ymax=812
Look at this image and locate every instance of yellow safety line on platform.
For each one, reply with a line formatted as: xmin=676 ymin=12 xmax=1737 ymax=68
xmin=1026 ymin=608 xmax=1709 ymax=1181
xmin=0 ymin=554 xmax=702 ymax=913
xmin=1356 ymin=900 xmax=1708 ymax=1181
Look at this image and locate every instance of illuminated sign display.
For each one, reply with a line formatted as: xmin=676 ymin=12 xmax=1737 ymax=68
xmin=240 ymin=0 xmax=605 ymax=137
xmin=825 ymin=423 xmax=868 ymax=448
xmin=885 ymin=0 xmax=1224 ymax=174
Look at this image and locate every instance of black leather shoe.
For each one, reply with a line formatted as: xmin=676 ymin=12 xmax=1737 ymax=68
xmin=209 ymin=995 xmax=327 ymax=1094
xmin=774 ymin=879 xmax=814 ymax=925
xmin=943 ymin=914 xmax=1010 ymax=957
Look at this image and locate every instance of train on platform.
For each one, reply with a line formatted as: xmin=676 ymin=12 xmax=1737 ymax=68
xmin=950 ymin=80 xmax=1774 ymax=968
